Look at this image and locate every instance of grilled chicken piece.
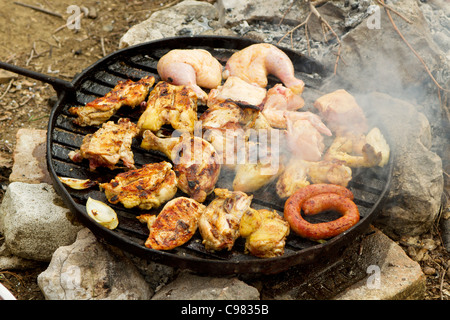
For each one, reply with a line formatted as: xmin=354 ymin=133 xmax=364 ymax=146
xmin=68 ymin=118 xmax=138 ymax=171
xmin=99 ymin=161 xmax=177 ymax=210
xmin=324 ymin=127 xmax=390 ymax=168
xmin=137 ymin=197 xmax=206 ymax=250
xmin=198 ymin=188 xmax=253 ymax=251
xmin=207 ymin=76 xmax=267 ymax=108
xmin=233 ymin=155 xmax=284 ymax=193
xmin=157 ymin=49 xmax=223 ymax=103
xmin=313 ymin=89 xmax=368 ymax=135
xmin=285 ymin=117 xmax=325 ymax=161
xmin=69 ymin=76 xmax=155 ymax=126
xmin=239 ymin=208 xmax=290 ymax=258
xmin=264 ymin=83 xmax=304 ymax=112
xmin=276 ymin=159 xmax=352 ymax=198
xmin=276 ymin=159 xmax=310 ymax=199
xmin=141 ymin=130 xmax=221 ymax=202
xmin=137 ymin=81 xmax=198 ymax=134
xmin=261 ymin=84 xmax=331 ymax=136
xmin=223 ymin=43 xmax=305 ymax=94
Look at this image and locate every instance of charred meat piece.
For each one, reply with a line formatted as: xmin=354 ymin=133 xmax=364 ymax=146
xmin=99 ymin=161 xmax=177 ymax=210
xmin=137 ymin=197 xmax=206 ymax=250
xmin=137 ymin=81 xmax=198 ymax=134
xmin=239 ymin=208 xmax=290 ymax=258
xmin=198 ymin=188 xmax=253 ymax=251
xmin=68 ymin=118 xmax=138 ymax=171
xmin=69 ymin=76 xmax=155 ymax=126
xmin=141 ymin=130 xmax=221 ymax=202
xmin=157 ymin=49 xmax=223 ymax=103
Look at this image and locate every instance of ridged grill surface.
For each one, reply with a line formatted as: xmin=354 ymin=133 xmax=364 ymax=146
xmin=47 ymin=36 xmax=393 ymax=274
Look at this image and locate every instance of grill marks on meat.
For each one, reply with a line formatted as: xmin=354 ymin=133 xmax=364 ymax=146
xmin=198 ymin=188 xmax=253 ymax=251
xmin=99 ymin=161 xmax=177 ymax=210
xmin=68 ymin=118 xmax=138 ymax=171
xmin=137 ymin=81 xmax=198 ymax=134
xmin=69 ymin=76 xmax=155 ymax=126
xmin=140 ymin=130 xmax=221 ymax=203
xmin=137 ymin=197 xmax=205 ymax=250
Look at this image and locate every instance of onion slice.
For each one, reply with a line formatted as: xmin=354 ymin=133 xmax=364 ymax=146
xmin=85 ymin=197 xmax=119 ymax=230
xmin=59 ymin=177 xmax=98 ymax=190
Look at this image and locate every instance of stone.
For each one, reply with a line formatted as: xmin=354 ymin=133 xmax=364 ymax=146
xmin=119 ymin=0 xmax=219 ymax=48
xmin=151 ymin=271 xmax=260 ymax=300
xmin=38 ymin=228 xmax=153 ymax=300
xmin=215 ymin=0 xmax=309 ymax=27
xmin=0 ymin=182 xmax=83 ymax=261
xmin=9 ymin=128 xmax=51 ymax=184
xmin=355 ymin=92 xmax=444 ymax=238
xmin=334 ymin=227 xmax=426 ymax=300
xmin=324 ymin=0 xmax=446 ymax=98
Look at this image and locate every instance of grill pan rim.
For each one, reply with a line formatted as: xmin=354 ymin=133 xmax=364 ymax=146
xmin=45 ymin=35 xmax=393 ymax=275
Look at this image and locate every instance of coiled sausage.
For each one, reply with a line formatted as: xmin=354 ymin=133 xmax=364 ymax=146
xmin=284 ymin=184 xmax=360 ymax=240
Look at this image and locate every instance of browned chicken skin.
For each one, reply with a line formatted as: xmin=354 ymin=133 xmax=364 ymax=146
xmin=140 ymin=130 xmax=221 ymax=202
xmin=198 ymin=188 xmax=253 ymax=251
xmin=137 ymin=81 xmax=198 ymax=134
xmin=239 ymin=208 xmax=290 ymax=258
xmin=68 ymin=118 xmax=138 ymax=171
xmin=69 ymin=76 xmax=155 ymax=126
xmin=99 ymin=161 xmax=177 ymax=210
xmin=137 ymin=197 xmax=206 ymax=250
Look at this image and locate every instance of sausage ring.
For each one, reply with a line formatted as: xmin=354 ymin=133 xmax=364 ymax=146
xmin=284 ymin=184 xmax=360 ymax=240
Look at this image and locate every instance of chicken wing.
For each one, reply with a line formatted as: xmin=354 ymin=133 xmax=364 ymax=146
xmin=239 ymin=208 xmax=290 ymax=258
xmin=157 ymin=49 xmax=223 ymax=103
xmin=68 ymin=118 xmax=138 ymax=171
xmin=198 ymin=188 xmax=253 ymax=251
xmin=140 ymin=130 xmax=221 ymax=202
xmin=137 ymin=81 xmax=198 ymax=134
xmin=69 ymin=76 xmax=155 ymax=126
xmin=99 ymin=161 xmax=177 ymax=210
xmin=137 ymin=197 xmax=205 ymax=250
xmin=223 ymin=43 xmax=305 ymax=94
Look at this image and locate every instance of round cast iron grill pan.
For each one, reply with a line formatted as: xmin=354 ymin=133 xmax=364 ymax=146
xmin=1 ymin=36 xmax=393 ymax=275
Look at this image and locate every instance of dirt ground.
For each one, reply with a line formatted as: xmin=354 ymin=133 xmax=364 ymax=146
xmin=0 ymin=0 xmax=449 ymax=300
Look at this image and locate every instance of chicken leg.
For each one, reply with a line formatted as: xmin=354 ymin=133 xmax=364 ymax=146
xmin=223 ymin=43 xmax=305 ymax=94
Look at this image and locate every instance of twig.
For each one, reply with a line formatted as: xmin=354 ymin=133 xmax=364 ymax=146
xmin=100 ymin=37 xmax=106 ymax=57
xmin=0 ymin=79 xmax=14 ymax=100
xmin=380 ymin=0 xmax=448 ymax=93
xmin=375 ymin=0 xmax=412 ymax=24
xmin=13 ymin=1 xmax=63 ymax=19
xmin=277 ymin=12 xmax=312 ymax=45
xmin=307 ymin=0 xmax=342 ymax=74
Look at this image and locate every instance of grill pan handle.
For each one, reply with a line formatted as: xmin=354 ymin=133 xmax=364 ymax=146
xmin=0 ymin=61 xmax=75 ymax=97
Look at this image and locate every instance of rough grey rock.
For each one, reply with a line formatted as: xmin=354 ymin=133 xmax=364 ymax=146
xmin=0 ymin=182 xmax=83 ymax=262
xmin=357 ymin=92 xmax=444 ymax=238
xmin=119 ymin=0 xmax=219 ymax=48
xmin=151 ymin=271 xmax=260 ymax=300
xmin=38 ymin=228 xmax=153 ymax=300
